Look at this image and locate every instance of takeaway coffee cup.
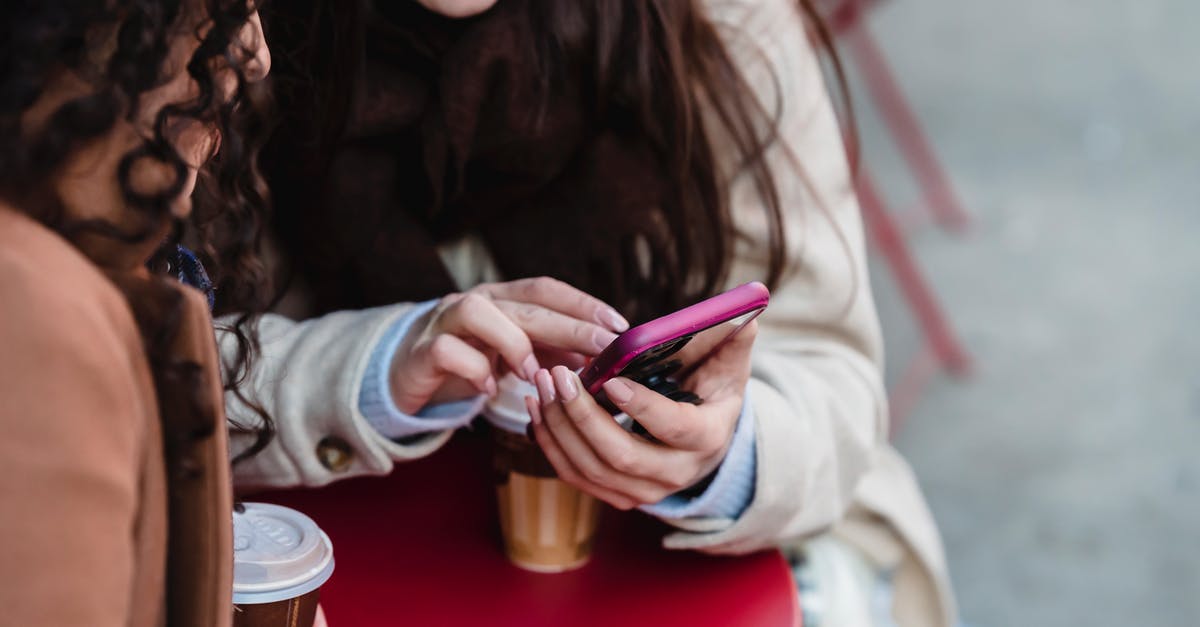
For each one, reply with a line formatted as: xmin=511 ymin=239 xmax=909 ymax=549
xmin=484 ymin=374 xmax=601 ymax=573
xmin=232 ymin=503 xmax=335 ymax=627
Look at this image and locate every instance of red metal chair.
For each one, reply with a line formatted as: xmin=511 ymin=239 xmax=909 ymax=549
xmin=825 ymin=0 xmax=972 ymax=232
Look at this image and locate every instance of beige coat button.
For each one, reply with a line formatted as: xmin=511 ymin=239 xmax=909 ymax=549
xmin=316 ymin=436 xmax=355 ymax=472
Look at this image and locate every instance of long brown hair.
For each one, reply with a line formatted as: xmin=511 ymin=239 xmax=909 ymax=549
xmin=263 ymin=0 xmax=852 ymax=322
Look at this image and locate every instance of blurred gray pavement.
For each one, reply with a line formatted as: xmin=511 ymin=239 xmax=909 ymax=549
xmin=855 ymin=1 xmax=1200 ymax=625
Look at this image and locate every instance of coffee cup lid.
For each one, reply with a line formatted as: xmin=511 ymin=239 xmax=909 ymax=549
xmin=232 ymin=503 xmax=335 ymax=604
xmin=482 ymin=373 xmax=536 ymax=433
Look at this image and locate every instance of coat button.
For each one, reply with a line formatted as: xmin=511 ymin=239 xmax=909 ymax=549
xmin=316 ymin=436 xmax=355 ymax=472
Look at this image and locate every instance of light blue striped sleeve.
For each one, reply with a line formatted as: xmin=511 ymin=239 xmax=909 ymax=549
xmin=640 ymin=393 xmax=758 ymax=520
xmin=358 ymin=300 xmax=486 ymax=439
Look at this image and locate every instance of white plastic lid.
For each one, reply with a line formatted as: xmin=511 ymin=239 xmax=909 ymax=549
xmin=232 ymin=503 xmax=335 ymax=604
xmin=482 ymin=373 xmax=536 ymax=434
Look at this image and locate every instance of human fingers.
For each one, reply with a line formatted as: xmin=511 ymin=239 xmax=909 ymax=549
xmin=391 ymin=333 xmax=496 ymax=414
xmin=494 ymin=299 xmax=617 ymax=356
xmin=601 ymin=376 xmax=735 ymax=455
xmin=474 ymin=277 xmax=629 ymax=333
xmin=540 ymin=368 xmax=678 ymax=504
xmin=435 ymin=292 xmax=539 ymax=380
xmin=526 ymin=395 xmax=638 ymax=511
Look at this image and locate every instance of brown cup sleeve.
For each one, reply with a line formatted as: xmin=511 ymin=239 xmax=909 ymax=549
xmin=232 ymin=588 xmax=320 ymax=627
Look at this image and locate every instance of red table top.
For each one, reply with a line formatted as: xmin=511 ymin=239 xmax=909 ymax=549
xmin=256 ymin=431 xmax=799 ymax=627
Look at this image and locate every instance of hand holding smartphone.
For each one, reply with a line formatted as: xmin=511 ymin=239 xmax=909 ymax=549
xmin=579 ymin=282 xmax=769 ymax=409
xmin=527 ymin=282 xmax=768 ymax=509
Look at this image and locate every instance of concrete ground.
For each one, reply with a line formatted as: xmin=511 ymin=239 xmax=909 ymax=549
xmin=854 ymin=1 xmax=1200 ymax=625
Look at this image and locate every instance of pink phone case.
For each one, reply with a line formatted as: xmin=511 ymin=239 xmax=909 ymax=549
xmin=579 ymin=282 xmax=770 ymax=395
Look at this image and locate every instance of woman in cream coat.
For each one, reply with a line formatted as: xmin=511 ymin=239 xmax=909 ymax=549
xmin=226 ymin=0 xmax=956 ymax=624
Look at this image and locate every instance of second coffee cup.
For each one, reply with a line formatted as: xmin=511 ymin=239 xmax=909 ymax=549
xmin=232 ymin=502 xmax=334 ymax=627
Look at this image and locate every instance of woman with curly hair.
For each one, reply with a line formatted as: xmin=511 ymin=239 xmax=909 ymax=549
xmin=0 ymin=1 xmax=272 ymax=624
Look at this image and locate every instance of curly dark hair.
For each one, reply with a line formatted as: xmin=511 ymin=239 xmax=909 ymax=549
xmin=0 ymin=0 xmax=274 ymax=470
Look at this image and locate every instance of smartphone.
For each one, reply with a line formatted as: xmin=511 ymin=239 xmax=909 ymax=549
xmin=579 ymin=282 xmax=769 ymax=407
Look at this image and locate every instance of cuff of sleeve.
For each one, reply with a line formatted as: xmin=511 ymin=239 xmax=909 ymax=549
xmin=358 ymin=300 xmax=486 ymax=440
xmin=640 ymin=393 xmax=758 ymax=520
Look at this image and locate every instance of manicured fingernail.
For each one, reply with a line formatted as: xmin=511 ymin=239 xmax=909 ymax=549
xmin=524 ymin=395 xmax=543 ymax=426
xmin=602 ymin=377 xmax=634 ymax=404
xmin=535 ymin=369 xmax=556 ymax=404
xmin=552 ymin=366 xmax=578 ymax=402
xmin=599 ymin=307 xmax=630 ymax=333
xmin=485 ymin=376 xmax=498 ymax=397
xmin=522 ymin=354 xmax=540 ymax=381
xmin=593 ymin=329 xmax=617 ymax=352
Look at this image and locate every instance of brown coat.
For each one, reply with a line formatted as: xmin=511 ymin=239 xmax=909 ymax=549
xmin=0 ymin=207 xmax=233 ymax=627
